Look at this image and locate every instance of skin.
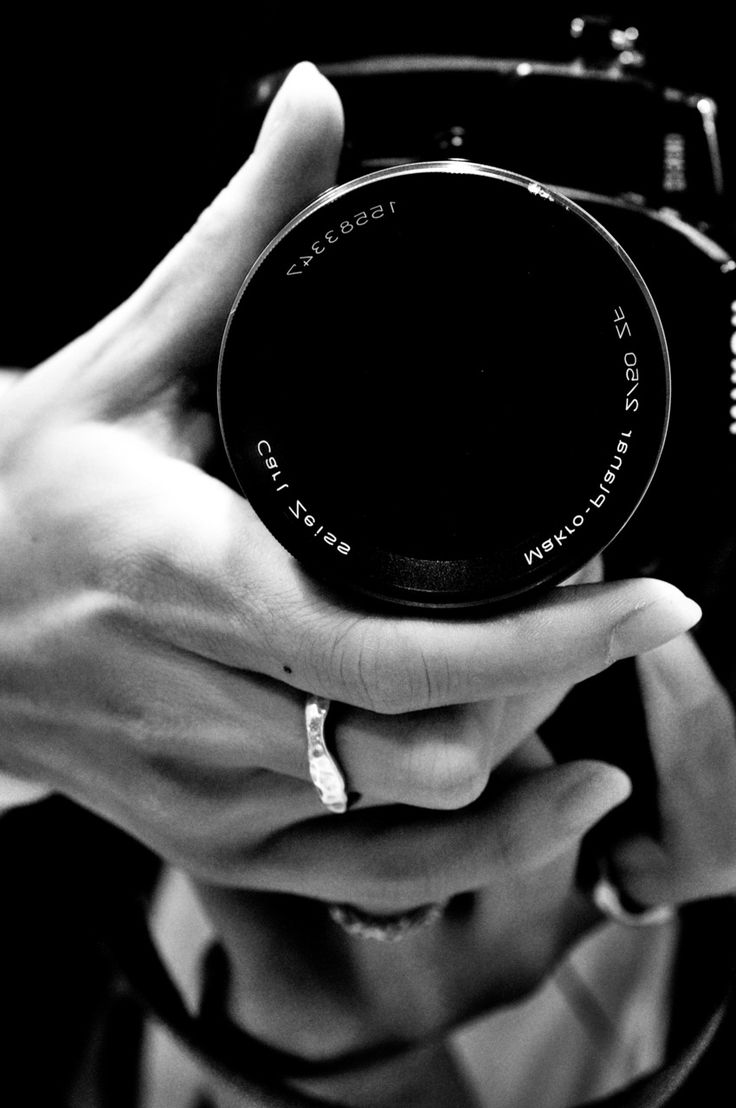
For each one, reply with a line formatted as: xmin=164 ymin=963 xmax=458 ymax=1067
xmin=1 ymin=61 xmax=731 ymax=1107
xmin=199 ymin=631 xmax=736 ymax=1108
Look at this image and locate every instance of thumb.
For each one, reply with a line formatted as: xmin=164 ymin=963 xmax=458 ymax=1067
xmin=25 ymin=62 xmax=344 ymax=417
xmin=134 ymin=61 xmax=345 ymax=371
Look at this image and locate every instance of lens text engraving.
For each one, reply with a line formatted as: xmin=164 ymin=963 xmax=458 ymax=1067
xmin=286 ymin=202 xmax=397 ymax=277
xmin=256 ymin=440 xmax=351 ymax=555
xmin=524 ymin=306 xmax=645 ymax=566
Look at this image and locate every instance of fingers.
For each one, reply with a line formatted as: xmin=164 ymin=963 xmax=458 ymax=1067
xmin=638 ymin=632 xmax=736 ymax=777
xmin=282 ymin=577 xmax=702 ymax=713
xmin=60 ymin=639 xmax=562 ymax=815
xmin=607 ymin=633 xmax=736 ymax=905
xmin=334 ymin=688 xmax=571 ymax=810
xmin=5 ymin=605 xmax=544 ymax=819
xmin=141 ymin=483 xmax=701 ymax=711
xmin=200 ymin=759 xmax=631 ymax=907
xmin=87 ymin=448 xmax=701 ymax=713
xmin=0 ymin=411 xmax=662 ymax=817
xmin=11 ymin=415 xmax=701 ymax=725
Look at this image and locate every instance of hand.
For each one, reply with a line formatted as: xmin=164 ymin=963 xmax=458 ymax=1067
xmin=0 ymin=62 xmax=706 ymax=1108
xmin=197 ymin=733 xmax=629 ymax=1031
xmin=0 ymin=64 xmax=700 ymax=902
xmin=604 ymin=632 xmax=736 ymax=907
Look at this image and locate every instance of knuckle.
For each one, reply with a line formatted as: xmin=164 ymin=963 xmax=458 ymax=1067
xmin=300 ymin=614 xmax=464 ymax=715
xmin=407 ymin=739 xmax=490 ymax=810
xmin=309 ymin=619 xmax=415 ymax=713
xmin=355 ymin=637 xmax=419 ymax=714
xmin=347 ymin=628 xmax=452 ymax=715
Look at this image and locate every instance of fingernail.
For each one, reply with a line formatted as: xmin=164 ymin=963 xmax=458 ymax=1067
xmin=256 ymin=61 xmax=322 ymax=148
xmin=565 ymin=763 xmax=632 ymax=832
xmin=609 ymin=587 xmax=701 ymax=661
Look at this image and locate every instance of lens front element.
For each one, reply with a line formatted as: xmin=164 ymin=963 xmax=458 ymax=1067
xmin=218 ymin=163 xmax=669 ymax=608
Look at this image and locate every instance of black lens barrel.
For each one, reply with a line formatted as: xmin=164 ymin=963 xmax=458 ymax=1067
xmin=218 ymin=163 xmax=669 ymax=609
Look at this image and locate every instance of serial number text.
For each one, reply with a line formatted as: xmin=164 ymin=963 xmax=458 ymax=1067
xmin=286 ymin=201 xmax=398 ymax=277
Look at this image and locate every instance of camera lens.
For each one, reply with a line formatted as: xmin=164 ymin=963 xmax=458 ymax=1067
xmin=218 ymin=162 xmax=669 ymax=609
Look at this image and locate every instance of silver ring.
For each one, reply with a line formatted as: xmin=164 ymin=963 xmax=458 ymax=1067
xmin=328 ymin=901 xmax=447 ymax=942
xmin=591 ymin=871 xmax=675 ymax=928
xmin=305 ymin=694 xmax=349 ymax=814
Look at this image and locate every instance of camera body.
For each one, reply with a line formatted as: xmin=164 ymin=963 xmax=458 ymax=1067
xmin=220 ymin=21 xmax=736 ymax=621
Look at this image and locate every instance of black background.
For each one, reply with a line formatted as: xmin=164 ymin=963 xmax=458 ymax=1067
xmin=2 ymin=5 xmax=736 ymax=367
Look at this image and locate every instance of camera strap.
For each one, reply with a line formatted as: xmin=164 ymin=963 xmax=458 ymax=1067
xmin=4 ymin=792 xmax=733 ymax=1107
xmin=98 ymin=657 xmax=735 ymax=1106
xmin=85 ymin=878 xmax=736 ymax=1108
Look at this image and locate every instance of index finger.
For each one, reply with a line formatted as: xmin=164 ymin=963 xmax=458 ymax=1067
xmin=270 ymin=572 xmax=701 ymax=713
xmin=133 ymin=469 xmax=701 ymax=713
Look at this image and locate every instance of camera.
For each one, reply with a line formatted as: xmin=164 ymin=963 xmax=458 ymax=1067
xmin=218 ymin=18 xmax=736 ymax=613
